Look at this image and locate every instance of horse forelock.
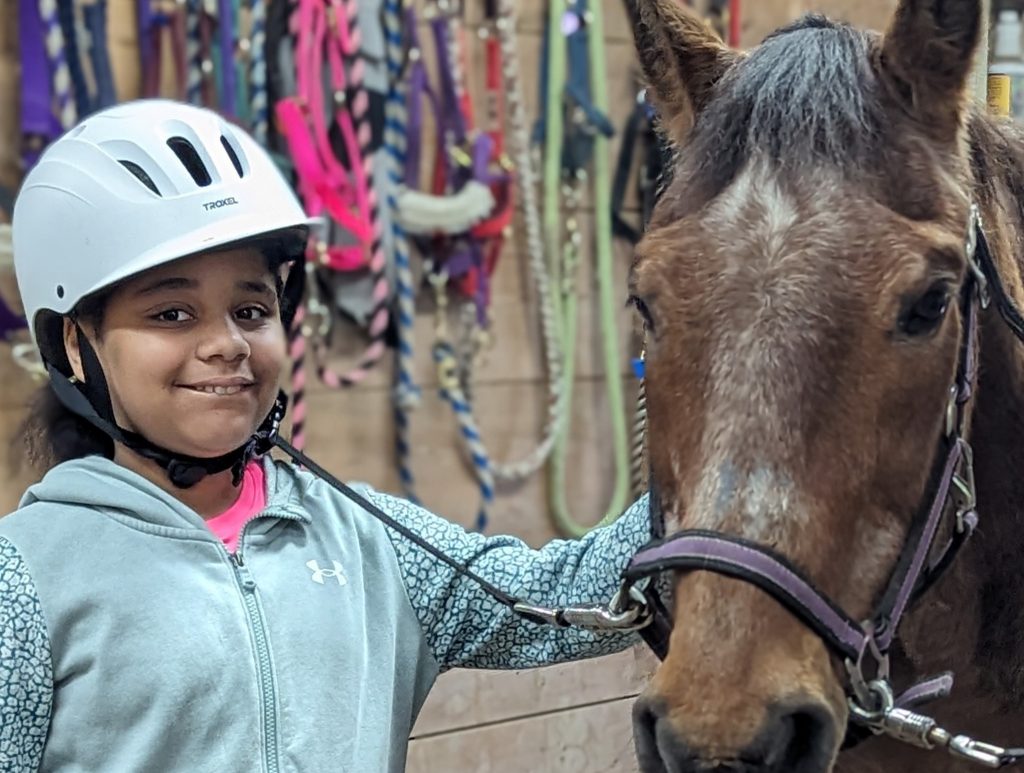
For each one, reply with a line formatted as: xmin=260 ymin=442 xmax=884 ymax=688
xmin=662 ymin=15 xmax=884 ymax=213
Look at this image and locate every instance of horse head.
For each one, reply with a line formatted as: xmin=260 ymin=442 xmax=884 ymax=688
xmin=622 ymin=1 xmax=1024 ymax=771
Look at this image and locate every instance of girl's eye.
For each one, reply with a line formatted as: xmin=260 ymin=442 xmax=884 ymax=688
xmin=236 ymin=306 xmax=271 ymax=321
xmin=152 ymin=309 xmax=193 ymax=323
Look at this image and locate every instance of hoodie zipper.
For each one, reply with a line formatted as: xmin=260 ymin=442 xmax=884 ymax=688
xmin=229 ymin=548 xmax=280 ymax=773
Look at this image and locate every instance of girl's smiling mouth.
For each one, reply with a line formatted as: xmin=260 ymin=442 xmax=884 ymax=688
xmin=178 ymin=378 xmax=256 ymax=396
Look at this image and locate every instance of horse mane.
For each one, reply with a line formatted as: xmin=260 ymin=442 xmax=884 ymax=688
xmin=970 ymin=115 xmax=1024 ymax=236
xmin=960 ymin=109 xmax=1024 ymax=711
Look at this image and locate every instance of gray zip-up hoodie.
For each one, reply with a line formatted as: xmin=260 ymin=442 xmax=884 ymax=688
xmin=0 ymin=456 xmax=651 ymax=772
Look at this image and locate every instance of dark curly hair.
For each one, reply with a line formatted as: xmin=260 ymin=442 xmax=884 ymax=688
xmin=20 ymin=290 xmax=115 ymax=472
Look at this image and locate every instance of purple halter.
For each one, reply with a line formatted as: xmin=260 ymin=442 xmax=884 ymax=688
xmin=417 ymin=11 xmax=498 ymax=325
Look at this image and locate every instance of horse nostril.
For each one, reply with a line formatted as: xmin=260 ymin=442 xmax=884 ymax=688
xmin=633 ymin=698 xmax=703 ymax=773
xmin=633 ymin=696 xmax=834 ymax=773
xmin=633 ymin=698 xmax=668 ymax=773
xmin=750 ymin=702 xmax=836 ymax=773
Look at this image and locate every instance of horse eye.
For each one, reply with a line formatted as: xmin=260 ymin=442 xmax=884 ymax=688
xmin=900 ymin=284 xmax=951 ymax=337
xmin=629 ymin=295 xmax=655 ymax=331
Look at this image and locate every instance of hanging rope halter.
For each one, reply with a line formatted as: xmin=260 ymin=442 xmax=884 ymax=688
xmin=0 ymin=187 xmax=38 ymax=378
xmin=271 ymin=0 xmax=392 ymax=455
xmin=483 ymin=0 xmax=568 ymax=484
xmin=380 ymin=0 xmax=422 ymax=503
xmin=388 ymin=0 xmax=568 ymax=530
xmin=541 ymin=0 xmax=631 ymax=537
xmin=401 ymin=1 xmax=499 ymax=530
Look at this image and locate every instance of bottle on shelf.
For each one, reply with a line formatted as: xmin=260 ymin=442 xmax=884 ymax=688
xmin=989 ymin=9 xmax=1024 ymax=120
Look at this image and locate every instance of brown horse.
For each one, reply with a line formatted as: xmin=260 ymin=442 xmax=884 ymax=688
xmin=623 ymin=0 xmax=1024 ymax=771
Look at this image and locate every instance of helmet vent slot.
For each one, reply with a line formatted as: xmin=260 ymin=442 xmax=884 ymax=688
xmin=166 ymin=137 xmax=212 ymax=187
xmin=118 ymin=160 xmax=162 ymax=195
xmin=220 ymin=135 xmax=245 ymax=178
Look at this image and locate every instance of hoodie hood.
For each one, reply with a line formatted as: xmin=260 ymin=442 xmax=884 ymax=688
xmin=18 ymin=455 xmax=312 ymax=534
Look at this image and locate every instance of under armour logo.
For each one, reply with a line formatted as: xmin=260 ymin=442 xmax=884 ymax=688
xmin=307 ymin=559 xmax=347 ymax=586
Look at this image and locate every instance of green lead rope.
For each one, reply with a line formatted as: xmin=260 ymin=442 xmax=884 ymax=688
xmin=545 ymin=0 xmax=631 ymax=537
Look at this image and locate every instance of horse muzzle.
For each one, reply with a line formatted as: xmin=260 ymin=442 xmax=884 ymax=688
xmin=633 ymin=696 xmax=838 ymax=773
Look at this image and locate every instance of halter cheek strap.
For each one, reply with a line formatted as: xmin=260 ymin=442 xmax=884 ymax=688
xmin=57 ymin=0 xmax=90 ymax=118
xmin=217 ymin=0 xmax=238 ymax=117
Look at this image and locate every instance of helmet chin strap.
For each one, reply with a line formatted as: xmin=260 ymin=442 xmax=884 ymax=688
xmin=47 ymin=328 xmax=288 ymax=489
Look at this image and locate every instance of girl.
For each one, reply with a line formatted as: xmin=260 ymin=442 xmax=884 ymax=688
xmin=0 ymin=100 xmax=652 ymax=772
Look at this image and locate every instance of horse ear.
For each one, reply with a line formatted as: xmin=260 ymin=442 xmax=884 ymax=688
xmin=625 ymin=0 xmax=738 ymax=147
xmin=879 ymin=0 xmax=984 ymax=139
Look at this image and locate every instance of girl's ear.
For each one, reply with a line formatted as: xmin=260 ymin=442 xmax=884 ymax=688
xmin=62 ymin=317 xmax=86 ymax=382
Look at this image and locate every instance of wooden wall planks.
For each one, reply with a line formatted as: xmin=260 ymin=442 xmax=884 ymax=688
xmin=0 ymin=1 xmax=901 ymax=770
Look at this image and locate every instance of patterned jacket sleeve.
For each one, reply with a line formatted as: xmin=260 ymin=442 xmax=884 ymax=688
xmin=0 ymin=536 xmax=53 ymax=771
xmin=370 ymin=492 xmax=652 ymax=671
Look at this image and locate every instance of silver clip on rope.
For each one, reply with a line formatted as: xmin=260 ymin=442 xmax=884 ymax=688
xmin=849 ymin=681 xmax=1024 ymax=768
xmin=512 ymin=580 xmax=652 ymax=631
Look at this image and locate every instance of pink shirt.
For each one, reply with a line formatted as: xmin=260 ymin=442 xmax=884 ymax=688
xmin=206 ymin=462 xmax=267 ymax=553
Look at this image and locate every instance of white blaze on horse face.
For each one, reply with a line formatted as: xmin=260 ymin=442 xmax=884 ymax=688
xmin=706 ymin=161 xmax=800 ymax=267
xmin=690 ymin=162 xmax=815 ymax=538
xmin=690 ymin=459 xmax=799 ymax=538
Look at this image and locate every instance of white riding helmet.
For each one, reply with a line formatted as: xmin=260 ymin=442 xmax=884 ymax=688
xmin=13 ymin=98 xmax=311 ymax=366
xmin=11 ymin=99 xmax=312 ymax=488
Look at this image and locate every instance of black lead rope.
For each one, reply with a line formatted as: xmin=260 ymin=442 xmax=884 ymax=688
xmin=272 ymin=436 xmax=524 ymax=612
xmin=271 ymin=438 xmax=655 ymax=631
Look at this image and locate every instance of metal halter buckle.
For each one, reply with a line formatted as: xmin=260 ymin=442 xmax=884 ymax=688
xmin=845 ymin=627 xmax=890 ymax=714
xmin=950 ymin=440 xmax=977 ymax=533
xmin=965 ymin=204 xmax=991 ymax=309
xmin=945 ymin=384 xmax=960 ymax=438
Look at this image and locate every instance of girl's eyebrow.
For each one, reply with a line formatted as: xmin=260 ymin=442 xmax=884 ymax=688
xmin=133 ymin=277 xmax=275 ymax=297
xmin=238 ymin=279 xmax=276 ymax=298
xmin=134 ymin=277 xmax=197 ymax=296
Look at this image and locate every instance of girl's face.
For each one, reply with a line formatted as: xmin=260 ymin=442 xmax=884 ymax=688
xmin=66 ymin=248 xmax=287 ymax=458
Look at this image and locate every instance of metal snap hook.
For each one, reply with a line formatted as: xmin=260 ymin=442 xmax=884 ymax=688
xmin=847 ymin=679 xmax=895 ymax=728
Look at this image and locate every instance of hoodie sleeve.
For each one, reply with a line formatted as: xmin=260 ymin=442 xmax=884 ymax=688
xmin=370 ymin=492 xmax=652 ymax=671
xmin=0 ymin=536 xmax=53 ymax=770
